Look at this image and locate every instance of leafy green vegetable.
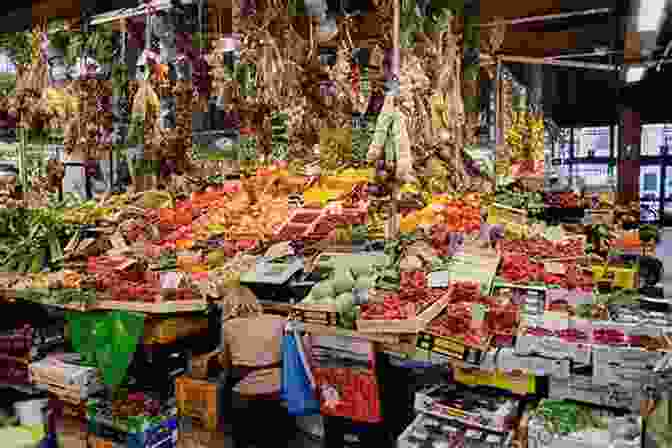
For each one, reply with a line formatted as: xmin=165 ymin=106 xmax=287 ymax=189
xmin=0 ymin=204 xmax=77 ymax=273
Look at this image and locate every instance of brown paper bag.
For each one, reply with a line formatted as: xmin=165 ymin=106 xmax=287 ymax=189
xmin=222 ymin=314 xmax=286 ymax=368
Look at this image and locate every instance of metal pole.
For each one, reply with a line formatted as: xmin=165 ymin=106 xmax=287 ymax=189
xmin=478 ymin=8 xmax=612 ymax=27
xmin=388 ymin=0 xmax=400 ymax=239
xmin=547 ymin=49 xmax=621 ymax=60
xmin=498 ymin=55 xmax=615 ymax=71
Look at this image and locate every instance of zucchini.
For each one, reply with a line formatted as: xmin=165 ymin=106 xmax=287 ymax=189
xmin=48 ymin=233 xmax=64 ymax=263
xmin=31 ymin=249 xmax=46 ymax=273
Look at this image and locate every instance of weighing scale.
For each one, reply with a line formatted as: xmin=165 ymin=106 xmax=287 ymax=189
xmin=239 ymin=256 xmax=306 ymax=302
xmin=639 ymin=255 xmax=665 ymax=302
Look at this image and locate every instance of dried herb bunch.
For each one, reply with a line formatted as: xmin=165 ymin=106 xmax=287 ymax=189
xmin=399 ymin=8 xmax=494 ymax=195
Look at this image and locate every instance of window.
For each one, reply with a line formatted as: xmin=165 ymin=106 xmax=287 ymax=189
xmin=641 ymin=124 xmax=670 ymax=156
xmin=639 ymin=166 xmax=660 ymax=201
xmin=644 ymin=173 xmax=658 ymax=191
xmin=577 ymin=127 xmax=610 ymax=157
xmin=558 ymin=128 xmax=572 ymax=160
xmin=574 ymin=163 xmax=611 ymax=186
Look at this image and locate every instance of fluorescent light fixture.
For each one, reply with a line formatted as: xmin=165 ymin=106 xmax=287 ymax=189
xmin=637 ymin=0 xmax=666 ymax=32
xmin=627 ymin=66 xmax=646 ymax=83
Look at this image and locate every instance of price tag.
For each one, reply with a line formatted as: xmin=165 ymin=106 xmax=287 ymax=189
xmin=471 ymin=303 xmax=487 ymax=325
xmin=544 ymin=262 xmax=566 ymax=275
xmin=160 ymin=272 xmax=182 ymax=290
xmin=428 ymin=271 xmax=450 ymax=288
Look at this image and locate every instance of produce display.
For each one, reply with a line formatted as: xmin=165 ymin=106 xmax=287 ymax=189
xmin=494 ymin=185 xmax=544 ymax=217
xmin=299 ymin=265 xmax=368 ymax=329
xmin=545 ymin=191 xmax=582 ymax=209
xmin=498 ymin=237 xmax=585 ymax=259
xmin=0 ymin=7 xmax=667 ymax=448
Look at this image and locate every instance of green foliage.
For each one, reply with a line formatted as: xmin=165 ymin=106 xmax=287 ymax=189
xmin=0 ymin=32 xmax=31 ymax=67
xmin=192 ymin=32 xmax=209 ymax=50
xmin=288 ymin=0 xmax=306 ymax=16
xmin=0 ymin=205 xmax=78 ymax=273
xmin=0 ymin=73 xmax=16 ymax=97
xmin=271 ymin=112 xmax=289 ymax=161
xmin=61 ymin=24 xmax=115 ymax=69
xmin=400 ymin=0 xmax=455 ymax=48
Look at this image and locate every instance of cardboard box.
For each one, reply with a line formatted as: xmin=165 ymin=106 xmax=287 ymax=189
xmin=592 ymin=345 xmax=663 ymax=389
xmin=497 ymin=348 xmax=570 ymax=378
xmin=398 ymin=413 xmax=512 ymax=448
xmin=491 ymin=283 xmax=546 ymax=325
xmin=528 ymin=414 xmax=641 ymax=448
xmin=549 ymin=375 xmax=642 ymax=412
xmin=515 ymin=333 xmax=592 ymax=365
xmin=414 ymin=385 xmax=519 ymax=433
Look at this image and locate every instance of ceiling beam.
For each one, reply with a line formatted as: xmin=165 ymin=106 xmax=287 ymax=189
xmin=31 ymin=0 xmax=82 ymax=20
xmin=480 ymin=0 xmax=615 ymax=23
xmin=499 ymin=30 xmax=580 ymax=57
xmin=479 ymin=8 xmax=612 ymax=27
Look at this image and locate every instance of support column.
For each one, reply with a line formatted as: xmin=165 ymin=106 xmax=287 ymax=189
xmin=618 ymin=108 xmax=641 ymax=205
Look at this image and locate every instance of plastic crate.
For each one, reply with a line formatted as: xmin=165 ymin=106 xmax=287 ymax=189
xmin=591 ymin=265 xmax=638 ymax=289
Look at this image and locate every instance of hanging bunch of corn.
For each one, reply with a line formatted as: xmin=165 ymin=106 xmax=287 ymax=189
xmin=505 ymin=109 xmax=545 ymax=163
xmin=505 ymin=110 xmax=525 ymax=159
xmin=528 ymin=112 xmax=545 ymax=161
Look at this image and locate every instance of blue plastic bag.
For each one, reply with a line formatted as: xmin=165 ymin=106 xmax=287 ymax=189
xmin=281 ymin=331 xmax=320 ymax=416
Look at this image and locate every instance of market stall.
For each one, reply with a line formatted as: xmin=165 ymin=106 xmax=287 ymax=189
xmin=0 ymin=1 xmax=670 ymax=448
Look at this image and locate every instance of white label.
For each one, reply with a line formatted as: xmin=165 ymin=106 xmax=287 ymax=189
xmin=544 ymin=262 xmax=566 ymax=275
xmin=160 ymin=271 xmax=182 ymax=289
xmin=428 ymin=271 xmax=450 ymax=288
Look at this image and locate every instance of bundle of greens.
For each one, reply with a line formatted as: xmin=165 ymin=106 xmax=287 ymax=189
xmin=270 ymin=112 xmax=289 ymax=161
xmin=494 ymin=186 xmax=544 ymax=219
xmin=531 ymin=400 xmax=608 ymax=436
xmin=0 ymin=204 xmax=77 ymax=273
xmin=15 ymin=287 xmax=97 ymax=307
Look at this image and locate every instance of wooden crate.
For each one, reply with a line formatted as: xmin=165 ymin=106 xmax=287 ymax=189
xmin=356 ymin=295 xmax=450 ymax=334
xmin=175 ymin=376 xmax=219 ymax=431
xmin=377 ymin=334 xmax=418 ymax=356
xmin=590 ymin=209 xmax=614 ymax=226
xmin=292 ymin=302 xmax=341 ymax=327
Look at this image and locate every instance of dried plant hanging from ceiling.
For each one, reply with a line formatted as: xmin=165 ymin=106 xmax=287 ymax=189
xmin=396 ymin=2 xmax=495 ymax=196
xmin=206 ymin=0 xmax=394 ymax=169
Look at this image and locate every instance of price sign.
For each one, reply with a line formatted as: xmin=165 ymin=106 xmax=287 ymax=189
xmin=544 ymin=262 xmax=566 ymax=275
